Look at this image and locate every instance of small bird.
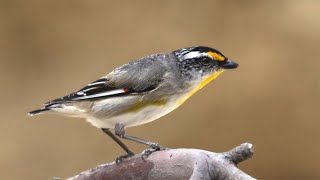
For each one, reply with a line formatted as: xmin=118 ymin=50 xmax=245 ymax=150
xmin=28 ymin=46 xmax=238 ymax=162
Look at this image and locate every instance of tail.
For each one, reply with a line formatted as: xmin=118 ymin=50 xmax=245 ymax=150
xmin=28 ymin=107 xmax=51 ymax=116
xmin=28 ymin=104 xmax=84 ymax=117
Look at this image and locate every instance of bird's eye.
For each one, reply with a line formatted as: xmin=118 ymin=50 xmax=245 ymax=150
xmin=201 ymin=57 xmax=212 ymax=66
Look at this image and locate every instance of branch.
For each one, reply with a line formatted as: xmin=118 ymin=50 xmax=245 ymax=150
xmin=67 ymin=143 xmax=255 ymax=180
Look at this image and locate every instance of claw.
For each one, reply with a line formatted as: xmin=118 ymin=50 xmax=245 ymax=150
xmin=141 ymin=149 xmax=157 ymax=160
xmin=149 ymin=143 xmax=166 ymax=150
xmin=115 ymin=152 xmax=135 ymax=164
xmin=141 ymin=145 xmax=167 ymax=161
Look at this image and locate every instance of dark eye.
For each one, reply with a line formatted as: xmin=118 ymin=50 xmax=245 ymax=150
xmin=201 ymin=57 xmax=212 ymax=66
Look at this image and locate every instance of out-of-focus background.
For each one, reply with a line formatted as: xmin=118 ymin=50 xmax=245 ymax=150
xmin=1 ymin=0 xmax=319 ymax=179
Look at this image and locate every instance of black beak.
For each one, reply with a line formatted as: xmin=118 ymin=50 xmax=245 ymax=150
xmin=220 ymin=59 xmax=239 ymax=69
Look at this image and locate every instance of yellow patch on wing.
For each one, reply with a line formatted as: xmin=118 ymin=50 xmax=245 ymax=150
xmin=208 ymin=52 xmax=225 ymax=61
xmin=178 ymin=70 xmax=225 ymax=106
xmin=125 ymin=100 xmax=167 ymax=113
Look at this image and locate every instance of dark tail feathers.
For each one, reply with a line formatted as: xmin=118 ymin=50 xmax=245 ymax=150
xmin=28 ymin=108 xmax=51 ymax=116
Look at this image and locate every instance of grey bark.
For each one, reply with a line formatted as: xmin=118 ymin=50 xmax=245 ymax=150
xmin=67 ymin=143 xmax=255 ymax=180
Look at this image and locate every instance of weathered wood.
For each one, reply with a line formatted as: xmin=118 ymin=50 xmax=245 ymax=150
xmin=68 ymin=143 xmax=255 ymax=180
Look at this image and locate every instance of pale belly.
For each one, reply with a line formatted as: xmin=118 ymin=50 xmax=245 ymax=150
xmin=86 ymin=97 xmax=183 ymax=129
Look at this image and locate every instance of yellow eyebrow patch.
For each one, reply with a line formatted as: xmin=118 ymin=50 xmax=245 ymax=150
xmin=208 ymin=52 xmax=225 ymax=61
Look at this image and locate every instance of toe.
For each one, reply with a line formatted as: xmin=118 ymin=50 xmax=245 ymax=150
xmin=115 ymin=153 xmax=135 ymax=164
xmin=149 ymin=143 xmax=161 ymax=150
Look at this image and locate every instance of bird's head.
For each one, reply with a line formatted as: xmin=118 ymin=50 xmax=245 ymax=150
xmin=173 ymin=46 xmax=238 ymax=89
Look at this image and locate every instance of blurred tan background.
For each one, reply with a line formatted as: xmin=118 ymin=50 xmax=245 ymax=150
xmin=0 ymin=0 xmax=319 ymax=179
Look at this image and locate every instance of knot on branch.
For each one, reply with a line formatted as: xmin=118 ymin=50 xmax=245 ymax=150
xmin=223 ymin=143 xmax=254 ymax=165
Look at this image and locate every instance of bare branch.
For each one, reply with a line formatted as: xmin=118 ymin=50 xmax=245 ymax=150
xmin=67 ymin=143 xmax=255 ymax=180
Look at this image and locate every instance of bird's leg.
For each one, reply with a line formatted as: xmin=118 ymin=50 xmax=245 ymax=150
xmin=101 ymin=128 xmax=134 ymax=163
xmin=114 ymin=123 xmax=166 ymax=159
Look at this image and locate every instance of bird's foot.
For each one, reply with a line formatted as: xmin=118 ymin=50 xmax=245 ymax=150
xmin=148 ymin=142 xmax=166 ymax=151
xmin=115 ymin=152 xmax=135 ymax=164
xmin=141 ymin=143 xmax=167 ymax=160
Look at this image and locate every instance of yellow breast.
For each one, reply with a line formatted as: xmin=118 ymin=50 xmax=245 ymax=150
xmin=178 ymin=70 xmax=225 ymax=106
xmin=125 ymin=100 xmax=168 ymax=113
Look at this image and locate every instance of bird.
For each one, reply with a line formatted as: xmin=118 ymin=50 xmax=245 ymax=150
xmin=28 ymin=46 xmax=238 ymax=162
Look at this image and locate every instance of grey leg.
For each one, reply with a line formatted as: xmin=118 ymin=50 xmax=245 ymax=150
xmin=101 ymin=128 xmax=134 ymax=163
xmin=114 ymin=123 xmax=165 ymax=151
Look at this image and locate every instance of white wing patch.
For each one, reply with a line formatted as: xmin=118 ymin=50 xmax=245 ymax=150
xmin=88 ymin=81 xmax=106 ymax=86
xmin=73 ymin=89 xmax=127 ymax=100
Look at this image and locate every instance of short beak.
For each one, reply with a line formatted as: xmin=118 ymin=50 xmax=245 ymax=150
xmin=220 ymin=59 xmax=239 ymax=69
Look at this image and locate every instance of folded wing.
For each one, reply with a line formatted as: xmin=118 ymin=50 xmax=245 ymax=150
xmin=47 ymin=55 xmax=167 ymax=105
